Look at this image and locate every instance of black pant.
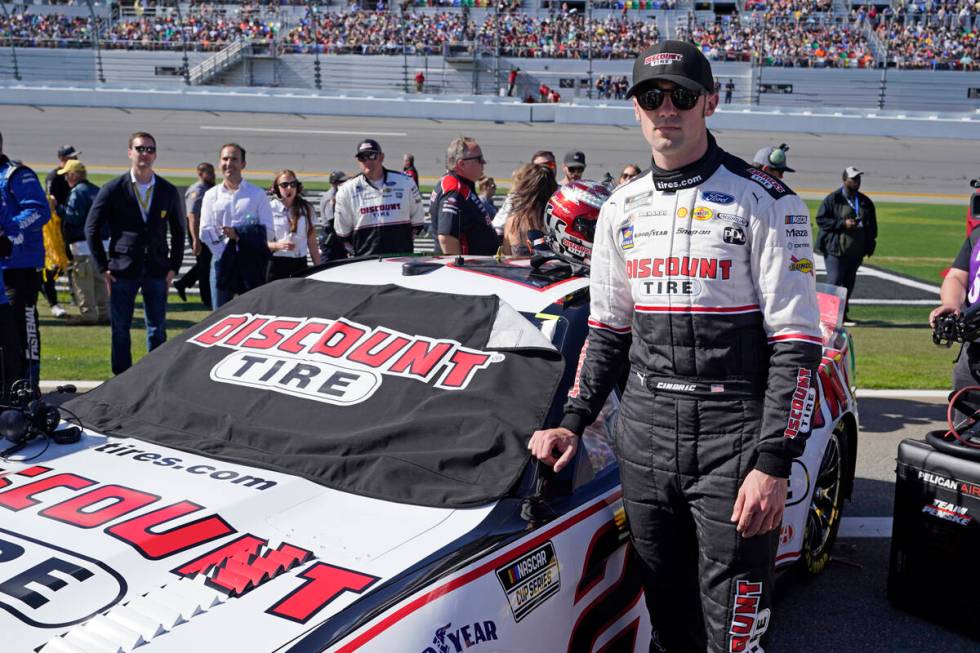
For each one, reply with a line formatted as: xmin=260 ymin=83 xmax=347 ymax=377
xmin=618 ymin=374 xmax=777 ymax=652
xmin=40 ymin=269 xmax=59 ymax=308
xmin=266 ymin=256 xmax=308 ymax=283
xmin=0 ymin=303 xmax=23 ymax=403
xmin=176 ymin=245 xmax=212 ymax=307
xmin=3 ymin=268 xmax=41 ymax=390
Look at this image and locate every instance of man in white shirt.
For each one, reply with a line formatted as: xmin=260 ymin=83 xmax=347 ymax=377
xmin=333 ymin=139 xmax=424 ymax=256
xmin=199 ymin=143 xmax=274 ymax=308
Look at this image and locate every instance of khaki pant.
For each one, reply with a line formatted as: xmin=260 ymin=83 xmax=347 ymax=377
xmin=71 ymin=254 xmax=109 ymax=323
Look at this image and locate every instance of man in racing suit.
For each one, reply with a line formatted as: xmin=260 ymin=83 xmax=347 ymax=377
xmin=333 ymin=139 xmax=424 ymax=256
xmin=530 ymin=41 xmax=822 ymax=652
xmin=0 ymin=131 xmax=51 ymax=390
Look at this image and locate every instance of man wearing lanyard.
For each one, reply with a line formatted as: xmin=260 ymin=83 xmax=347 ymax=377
xmin=816 ymin=166 xmax=878 ymax=324
xmin=85 ymin=132 xmax=185 ymax=375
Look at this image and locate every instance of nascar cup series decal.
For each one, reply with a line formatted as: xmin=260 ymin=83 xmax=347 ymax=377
xmin=190 ymin=313 xmax=505 ymax=406
xmin=495 ymin=542 xmax=561 ymax=622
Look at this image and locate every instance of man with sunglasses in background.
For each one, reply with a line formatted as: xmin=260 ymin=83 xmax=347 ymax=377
xmin=430 ymin=137 xmax=497 ymax=256
xmin=558 ymin=150 xmax=587 ymax=186
xmin=334 ymin=139 xmax=423 ymax=257
xmin=85 ymin=132 xmax=185 ymax=374
xmin=492 ymin=149 xmax=557 ymax=238
xmin=530 ymin=40 xmax=822 ymax=653
xmin=752 ymin=143 xmax=794 ymax=180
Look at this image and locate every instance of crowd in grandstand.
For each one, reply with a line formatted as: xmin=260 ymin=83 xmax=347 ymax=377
xmin=1 ymin=2 xmax=979 ymax=68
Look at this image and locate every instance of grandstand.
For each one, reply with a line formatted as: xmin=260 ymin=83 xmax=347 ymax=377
xmin=2 ymin=1 xmax=980 ymax=110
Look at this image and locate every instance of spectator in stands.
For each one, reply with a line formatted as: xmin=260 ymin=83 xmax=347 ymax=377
xmin=493 ymin=150 xmax=556 ymax=236
xmin=1 ymin=131 xmax=51 ymax=389
xmin=815 ymin=166 xmax=878 ymax=325
xmin=85 ymin=132 xmax=185 ymax=374
xmin=403 ymin=153 xmax=419 ymax=187
xmin=618 ymin=164 xmax=641 ymax=186
xmin=477 ymin=176 xmax=498 ymax=219
xmin=57 ymin=160 xmax=107 ymax=324
xmin=752 ymin=144 xmax=794 ymax=179
xmin=334 ymin=139 xmax=424 ymax=256
xmin=174 ymin=162 xmax=215 ymax=308
xmin=502 ymin=163 xmax=558 ymax=256
xmin=725 ymin=78 xmax=735 ymax=104
xmin=318 ymin=170 xmax=349 ymax=262
xmin=415 ymin=70 xmax=425 ymax=93
xmin=267 ymin=170 xmax=320 ymax=282
xmin=431 ymin=136 xmax=497 ymax=255
xmin=559 ymin=150 xmax=587 ymax=185
xmin=199 ymin=143 xmax=273 ymax=309
xmin=508 ymin=67 xmax=519 ymax=96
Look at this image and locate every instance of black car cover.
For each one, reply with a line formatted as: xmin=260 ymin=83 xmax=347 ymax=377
xmin=67 ymin=279 xmax=564 ymax=508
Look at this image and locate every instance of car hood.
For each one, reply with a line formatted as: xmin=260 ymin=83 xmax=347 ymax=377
xmin=1 ymin=432 xmax=495 ymax=652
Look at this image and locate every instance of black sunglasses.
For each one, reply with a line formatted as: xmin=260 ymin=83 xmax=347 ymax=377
xmin=462 ymin=154 xmax=487 ymax=164
xmin=356 ymin=152 xmax=380 ymax=161
xmin=278 ymin=180 xmax=300 ymax=188
xmin=636 ymin=87 xmax=703 ymax=112
xmin=132 ymin=145 xmax=157 ymax=154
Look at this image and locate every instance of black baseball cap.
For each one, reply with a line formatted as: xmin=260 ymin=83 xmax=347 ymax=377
xmin=57 ymin=145 xmax=81 ymax=159
xmin=355 ymin=139 xmax=382 ymax=156
xmin=626 ymin=40 xmax=714 ymax=98
xmin=564 ymin=150 xmax=586 ymax=168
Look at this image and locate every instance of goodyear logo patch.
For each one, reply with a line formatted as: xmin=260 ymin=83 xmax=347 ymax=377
xmin=621 ymin=225 xmax=635 ymax=250
xmin=496 ymin=542 xmax=561 ymax=622
xmin=693 ymin=206 xmax=713 ymax=221
xmin=788 ymin=257 xmax=814 ymax=274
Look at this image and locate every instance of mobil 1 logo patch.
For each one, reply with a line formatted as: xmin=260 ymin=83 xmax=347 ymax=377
xmin=723 ymin=227 xmax=746 ymax=245
xmin=496 ymin=541 xmax=560 ymax=622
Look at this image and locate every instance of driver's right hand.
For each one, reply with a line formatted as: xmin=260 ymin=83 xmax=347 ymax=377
xmin=529 ymin=427 xmax=579 ymax=473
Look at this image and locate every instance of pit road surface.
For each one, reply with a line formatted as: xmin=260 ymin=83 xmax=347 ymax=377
xmin=3 ymin=105 xmax=975 ymax=202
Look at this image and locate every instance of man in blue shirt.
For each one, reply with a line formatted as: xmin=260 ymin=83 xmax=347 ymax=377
xmin=0 ymin=131 xmax=51 ymax=391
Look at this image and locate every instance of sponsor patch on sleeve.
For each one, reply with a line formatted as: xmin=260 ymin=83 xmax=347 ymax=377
xmin=784 ymin=368 xmax=815 ymax=439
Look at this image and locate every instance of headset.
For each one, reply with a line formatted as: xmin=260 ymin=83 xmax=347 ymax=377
xmin=0 ymin=381 xmax=81 ymax=458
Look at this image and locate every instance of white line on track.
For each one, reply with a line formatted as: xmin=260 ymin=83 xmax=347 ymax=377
xmin=199 ymin=126 xmax=408 ymax=137
xmin=839 ymin=517 xmax=893 ymax=538
xmin=850 ymin=299 xmax=937 ymax=305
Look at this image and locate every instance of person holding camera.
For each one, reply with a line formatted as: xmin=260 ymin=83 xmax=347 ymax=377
xmin=815 ymin=166 xmax=878 ymax=324
xmin=930 ymin=231 xmax=980 ymax=415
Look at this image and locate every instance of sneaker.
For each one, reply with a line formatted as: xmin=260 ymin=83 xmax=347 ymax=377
xmin=843 ymin=320 xmax=857 ymax=327
xmin=50 ymin=304 xmax=68 ymax=318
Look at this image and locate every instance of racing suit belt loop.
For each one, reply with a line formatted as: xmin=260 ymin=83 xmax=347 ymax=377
xmin=634 ymin=371 xmax=761 ymax=399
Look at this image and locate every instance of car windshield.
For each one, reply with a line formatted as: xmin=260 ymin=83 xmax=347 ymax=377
xmin=66 ymin=279 xmax=565 ymax=508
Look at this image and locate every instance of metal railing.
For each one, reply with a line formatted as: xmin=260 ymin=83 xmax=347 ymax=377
xmin=188 ymin=37 xmax=251 ymax=85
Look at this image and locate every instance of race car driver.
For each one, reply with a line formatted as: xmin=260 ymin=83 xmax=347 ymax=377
xmin=333 ymin=139 xmax=424 ymax=257
xmin=530 ymin=41 xmax=822 ymax=652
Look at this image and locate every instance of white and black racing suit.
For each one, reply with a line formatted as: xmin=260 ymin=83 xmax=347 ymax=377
xmin=333 ymin=169 xmax=424 ymax=256
xmin=560 ymin=134 xmax=822 ymax=652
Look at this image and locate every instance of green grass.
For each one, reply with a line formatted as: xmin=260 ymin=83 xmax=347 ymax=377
xmin=845 ymin=305 xmax=953 ymax=389
xmin=804 ymin=199 xmax=964 ymax=283
xmin=40 ymin=292 xmax=211 ymax=380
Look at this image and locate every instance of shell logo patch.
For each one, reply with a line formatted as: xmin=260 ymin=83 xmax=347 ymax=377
xmin=676 ymin=207 xmax=689 ymax=219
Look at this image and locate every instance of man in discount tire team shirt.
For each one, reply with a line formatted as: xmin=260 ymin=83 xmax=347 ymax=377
xmin=530 ymin=41 xmax=822 ymax=652
xmin=333 ymin=139 xmax=424 ymax=257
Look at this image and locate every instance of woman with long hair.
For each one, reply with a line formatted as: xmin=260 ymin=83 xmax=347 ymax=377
xmin=502 ymin=163 xmax=558 ymax=256
xmin=267 ymin=169 xmax=321 ymax=282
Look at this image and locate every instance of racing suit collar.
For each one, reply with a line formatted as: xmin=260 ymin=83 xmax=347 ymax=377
xmin=451 ymin=171 xmax=478 ymax=191
xmin=648 ymin=131 xmax=723 ymax=192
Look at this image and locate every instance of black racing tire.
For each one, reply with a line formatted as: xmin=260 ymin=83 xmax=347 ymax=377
xmin=800 ymin=422 xmax=848 ymax=576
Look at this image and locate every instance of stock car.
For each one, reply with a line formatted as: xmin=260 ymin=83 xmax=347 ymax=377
xmin=0 ymin=255 xmax=857 ymax=653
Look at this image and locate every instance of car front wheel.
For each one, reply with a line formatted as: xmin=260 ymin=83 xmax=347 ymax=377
xmin=801 ymin=423 xmax=847 ymax=575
